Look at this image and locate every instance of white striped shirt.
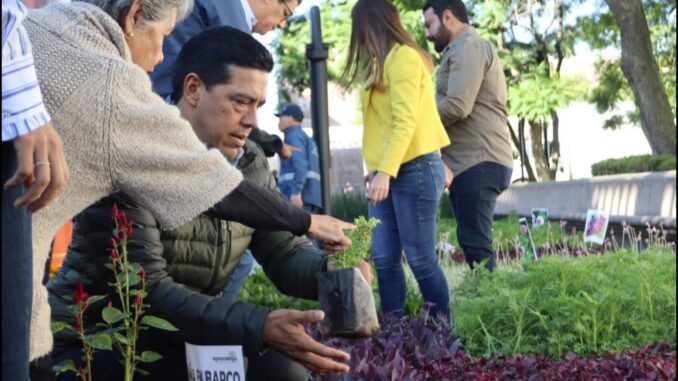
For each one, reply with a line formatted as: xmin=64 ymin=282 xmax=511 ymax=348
xmin=2 ymin=0 xmax=51 ymax=142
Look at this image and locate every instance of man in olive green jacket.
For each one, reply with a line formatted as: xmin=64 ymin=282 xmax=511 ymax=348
xmin=47 ymin=27 xmax=368 ymax=381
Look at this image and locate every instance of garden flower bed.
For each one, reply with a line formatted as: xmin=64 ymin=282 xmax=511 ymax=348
xmin=239 ymin=221 xmax=676 ymax=379
xmin=307 ymin=316 xmax=675 ymax=381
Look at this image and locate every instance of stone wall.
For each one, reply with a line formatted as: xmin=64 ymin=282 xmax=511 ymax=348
xmin=495 ymin=171 xmax=677 ymax=228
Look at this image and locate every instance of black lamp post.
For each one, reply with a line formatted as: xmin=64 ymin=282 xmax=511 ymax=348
xmin=305 ymin=5 xmax=332 ymax=214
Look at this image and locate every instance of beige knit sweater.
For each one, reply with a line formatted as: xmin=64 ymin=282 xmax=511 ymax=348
xmin=25 ymin=3 xmax=243 ymax=360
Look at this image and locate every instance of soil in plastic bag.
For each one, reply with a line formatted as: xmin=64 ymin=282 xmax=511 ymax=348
xmin=318 ymin=268 xmax=380 ymax=337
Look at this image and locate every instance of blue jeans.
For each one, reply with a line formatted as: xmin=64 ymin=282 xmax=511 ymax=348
xmin=449 ymin=161 xmax=512 ymax=272
xmin=2 ymin=142 xmax=33 ymax=381
xmin=369 ymin=152 xmax=450 ymax=320
xmin=221 ymin=250 xmax=255 ymax=302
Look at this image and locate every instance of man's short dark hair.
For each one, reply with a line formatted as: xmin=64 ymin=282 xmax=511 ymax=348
xmin=423 ymin=0 xmax=470 ymax=24
xmin=171 ymin=26 xmax=274 ymax=102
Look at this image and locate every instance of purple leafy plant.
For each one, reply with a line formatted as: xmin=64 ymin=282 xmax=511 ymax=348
xmin=307 ymin=315 xmax=675 ymax=381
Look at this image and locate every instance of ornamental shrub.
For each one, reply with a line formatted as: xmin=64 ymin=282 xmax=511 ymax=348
xmin=591 ymin=154 xmax=676 ymax=176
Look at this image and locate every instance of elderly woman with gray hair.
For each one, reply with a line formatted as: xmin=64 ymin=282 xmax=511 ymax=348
xmin=23 ymin=0 xmax=352 ymax=377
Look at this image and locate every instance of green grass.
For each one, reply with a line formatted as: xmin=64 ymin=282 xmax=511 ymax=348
xmin=437 ymin=213 xmax=579 ymax=255
xmin=452 ymin=247 xmax=677 ymax=358
xmin=238 ymin=270 xmax=319 ymax=311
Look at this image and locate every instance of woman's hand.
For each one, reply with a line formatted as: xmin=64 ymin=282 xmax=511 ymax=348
xmin=366 ymin=171 xmax=390 ymax=207
xmin=6 ymin=122 xmax=70 ymax=213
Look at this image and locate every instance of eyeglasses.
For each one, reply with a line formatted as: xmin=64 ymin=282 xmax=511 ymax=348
xmin=280 ymin=0 xmax=293 ymax=18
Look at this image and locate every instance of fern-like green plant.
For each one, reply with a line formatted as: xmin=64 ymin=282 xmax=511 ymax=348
xmin=331 ymin=216 xmax=380 ymax=270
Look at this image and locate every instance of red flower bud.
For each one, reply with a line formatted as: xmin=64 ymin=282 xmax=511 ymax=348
xmin=119 ymin=212 xmax=128 ymax=227
xmin=117 ymin=228 xmax=125 ymax=240
xmin=110 ymin=238 xmax=117 ymax=249
xmin=127 ymin=223 xmax=133 ymax=237
xmin=74 ymin=282 xmax=89 ymax=305
xmin=112 ymin=203 xmax=119 ymax=218
xmin=107 ymin=300 xmax=113 ymax=308
xmin=139 ymin=267 xmax=146 ymax=280
xmin=134 ymin=293 xmax=143 ymax=306
xmin=110 ymin=248 xmax=119 ymax=261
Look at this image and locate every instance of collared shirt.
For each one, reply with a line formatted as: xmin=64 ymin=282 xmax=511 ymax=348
xmin=240 ymin=0 xmax=257 ymax=32
xmin=435 ymin=27 xmax=513 ymax=176
xmin=2 ymin=0 xmax=51 ymax=142
xmin=227 ymin=148 xmax=245 ymax=167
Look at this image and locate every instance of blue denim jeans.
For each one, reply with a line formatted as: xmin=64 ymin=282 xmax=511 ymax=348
xmin=2 ymin=142 xmax=33 ymax=381
xmin=369 ymin=152 xmax=450 ymax=320
xmin=221 ymin=250 xmax=255 ymax=302
xmin=449 ymin=161 xmax=512 ymax=272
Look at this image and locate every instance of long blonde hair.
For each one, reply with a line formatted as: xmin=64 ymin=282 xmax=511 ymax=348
xmin=341 ymin=0 xmax=433 ymax=91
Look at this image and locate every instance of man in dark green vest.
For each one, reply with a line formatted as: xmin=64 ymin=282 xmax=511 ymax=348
xmin=48 ymin=27 xmax=370 ymax=381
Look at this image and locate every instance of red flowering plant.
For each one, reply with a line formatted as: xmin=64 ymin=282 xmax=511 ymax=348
xmin=52 ymin=203 xmax=178 ymax=381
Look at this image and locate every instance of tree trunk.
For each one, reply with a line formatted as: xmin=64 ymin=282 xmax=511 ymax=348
xmin=548 ymin=111 xmax=561 ymax=179
xmin=519 ymin=119 xmax=538 ymax=182
xmin=507 ymin=120 xmax=537 ymax=182
xmin=605 ymin=0 xmax=676 ymax=155
xmin=529 ymin=120 xmax=552 ymax=181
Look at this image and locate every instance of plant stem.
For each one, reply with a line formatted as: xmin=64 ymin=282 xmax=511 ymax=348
xmin=76 ymin=307 xmax=93 ymax=381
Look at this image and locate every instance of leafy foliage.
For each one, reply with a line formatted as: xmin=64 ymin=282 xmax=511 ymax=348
xmin=578 ymin=0 xmax=677 ymax=124
xmin=308 ymin=317 xmax=675 ymax=381
xmin=274 ymin=0 xmax=354 ymax=98
xmin=591 ymin=154 xmax=677 ymax=176
xmin=437 ymin=213 xmax=574 ymax=258
xmin=51 ymin=207 xmax=177 ymax=381
xmin=330 ymin=191 xmax=368 ymax=221
xmin=589 ymin=59 xmax=639 ymax=129
xmin=508 ymin=65 xmax=589 ymax=121
xmin=330 ymin=216 xmax=379 ymax=269
xmin=239 ymin=268 xmax=320 ymax=310
xmin=452 ymin=249 xmax=677 ymax=358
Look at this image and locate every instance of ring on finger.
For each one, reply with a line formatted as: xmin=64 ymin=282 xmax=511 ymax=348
xmin=35 ymin=161 xmax=51 ymax=167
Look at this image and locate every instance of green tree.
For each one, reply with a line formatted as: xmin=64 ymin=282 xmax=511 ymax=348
xmin=578 ymin=0 xmax=676 ymax=154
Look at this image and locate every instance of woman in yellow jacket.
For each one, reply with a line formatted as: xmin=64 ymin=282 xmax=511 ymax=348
xmin=342 ymin=0 xmax=451 ymax=320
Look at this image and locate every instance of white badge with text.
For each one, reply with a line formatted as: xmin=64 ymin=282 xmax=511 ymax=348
xmin=185 ymin=343 xmax=245 ymax=381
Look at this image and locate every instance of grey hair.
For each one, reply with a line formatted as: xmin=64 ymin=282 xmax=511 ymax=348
xmin=79 ymin=0 xmax=194 ymax=26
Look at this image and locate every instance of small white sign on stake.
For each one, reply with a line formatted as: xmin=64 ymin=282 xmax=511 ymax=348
xmin=583 ymin=209 xmax=610 ymax=245
xmin=531 ymin=208 xmax=549 ymax=229
xmin=185 ymin=343 xmax=245 ymax=381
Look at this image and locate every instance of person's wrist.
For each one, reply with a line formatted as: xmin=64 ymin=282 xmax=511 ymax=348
xmin=259 ymin=311 xmax=273 ymax=355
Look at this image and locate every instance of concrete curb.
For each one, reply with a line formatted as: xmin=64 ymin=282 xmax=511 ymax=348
xmin=496 ymin=171 xmax=677 ymax=228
